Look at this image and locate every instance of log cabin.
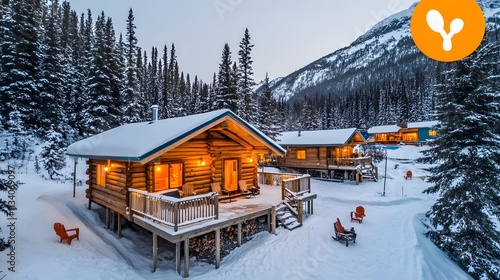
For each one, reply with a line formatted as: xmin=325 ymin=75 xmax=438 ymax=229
xmin=67 ymin=108 xmax=285 ymax=226
xmin=367 ymin=121 xmax=438 ymax=145
xmin=276 ymin=128 xmax=377 ymax=184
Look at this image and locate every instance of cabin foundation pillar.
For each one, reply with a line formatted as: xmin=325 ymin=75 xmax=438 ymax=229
xmin=215 ymin=229 xmax=221 ymax=269
xmin=117 ymin=214 xmax=122 ymax=238
xmin=152 ymin=233 xmax=157 ymax=272
xmin=237 ymin=223 xmax=242 ymax=247
xmin=175 ymin=242 xmax=181 ymax=275
xmin=105 ymin=207 xmax=110 ymax=229
xmin=271 ymin=205 xmax=276 ymax=234
xmin=184 ymin=239 xmax=190 ymax=278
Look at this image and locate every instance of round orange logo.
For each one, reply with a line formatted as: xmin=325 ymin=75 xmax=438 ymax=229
xmin=410 ymin=0 xmax=486 ymax=62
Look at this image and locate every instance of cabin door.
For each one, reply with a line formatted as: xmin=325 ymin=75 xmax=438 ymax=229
xmin=224 ymin=159 xmax=239 ymax=192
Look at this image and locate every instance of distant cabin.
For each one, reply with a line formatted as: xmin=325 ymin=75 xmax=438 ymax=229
xmin=67 ymin=109 xmax=285 ymax=219
xmin=367 ymin=121 xmax=438 ymax=144
xmin=276 ymin=128 xmax=377 ymax=184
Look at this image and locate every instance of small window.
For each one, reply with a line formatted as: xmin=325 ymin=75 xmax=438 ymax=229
xmin=429 ymin=130 xmax=437 ymax=137
xmin=296 ymin=150 xmax=306 ymax=160
xmin=96 ymin=164 xmax=106 ymax=186
xmin=154 ymin=163 xmax=183 ymax=191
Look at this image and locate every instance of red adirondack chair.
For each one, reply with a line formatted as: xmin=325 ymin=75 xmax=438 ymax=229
xmin=53 ymin=223 xmax=79 ymax=245
xmin=350 ymin=206 xmax=366 ymax=223
xmin=332 ymin=218 xmax=357 ymax=247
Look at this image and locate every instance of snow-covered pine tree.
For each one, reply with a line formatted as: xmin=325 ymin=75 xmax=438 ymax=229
xmin=41 ymin=127 xmax=66 ymax=180
xmin=160 ymin=45 xmax=171 ymax=119
xmin=213 ymin=43 xmax=237 ymax=112
xmin=237 ymin=28 xmax=257 ymax=123
xmin=419 ymin=41 xmax=500 ymax=279
xmin=257 ymin=73 xmax=281 ymax=141
xmin=121 ymin=8 xmax=143 ymax=124
xmin=38 ymin=0 xmax=69 ymax=137
xmin=0 ymin=0 xmax=41 ymax=130
xmin=84 ymin=12 xmax=121 ymax=134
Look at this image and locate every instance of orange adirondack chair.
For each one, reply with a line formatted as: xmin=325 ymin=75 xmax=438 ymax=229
xmin=333 ymin=218 xmax=356 ymax=247
xmin=53 ymin=223 xmax=79 ymax=245
xmin=350 ymin=206 xmax=366 ymax=223
xmin=404 ymin=170 xmax=412 ymax=180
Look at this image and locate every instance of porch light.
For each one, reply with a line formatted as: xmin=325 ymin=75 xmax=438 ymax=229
xmin=104 ymin=166 xmax=109 ymax=172
xmin=156 ymin=166 xmax=161 ymax=171
xmin=199 ymin=158 xmax=206 ymax=166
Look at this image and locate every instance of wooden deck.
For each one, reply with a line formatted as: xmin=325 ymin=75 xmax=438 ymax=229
xmin=128 ymin=184 xmax=284 ymax=277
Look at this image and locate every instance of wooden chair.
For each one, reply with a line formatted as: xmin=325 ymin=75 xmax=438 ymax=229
xmin=332 ymin=218 xmax=356 ymax=247
xmin=238 ymin=180 xmax=259 ymax=198
xmin=210 ymin=182 xmax=231 ymax=202
xmin=53 ymin=222 xmax=79 ymax=245
xmin=404 ymin=170 xmax=412 ymax=180
xmin=179 ymin=183 xmax=196 ymax=197
xmin=350 ymin=206 xmax=365 ymax=223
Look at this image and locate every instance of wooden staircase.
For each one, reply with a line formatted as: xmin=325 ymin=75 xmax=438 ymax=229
xmin=362 ymin=168 xmax=378 ymax=182
xmin=275 ymin=203 xmax=301 ymax=230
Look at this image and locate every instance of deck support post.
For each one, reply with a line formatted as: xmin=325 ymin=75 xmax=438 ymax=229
xmin=215 ymin=229 xmax=221 ymax=269
xmin=152 ymin=233 xmax=157 ymax=272
xmin=175 ymin=242 xmax=181 ymax=275
xmin=237 ymin=223 xmax=242 ymax=247
xmin=271 ymin=205 xmax=276 ymax=234
xmin=105 ymin=207 xmax=110 ymax=229
xmin=184 ymin=239 xmax=189 ymax=278
xmin=117 ymin=214 xmax=122 ymax=238
xmin=73 ymin=160 xmax=77 ymax=198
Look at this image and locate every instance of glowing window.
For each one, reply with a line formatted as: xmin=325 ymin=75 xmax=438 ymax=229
xmin=96 ymin=164 xmax=106 ymax=186
xmin=296 ymin=150 xmax=306 ymax=160
xmin=154 ymin=163 xmax=183 ymax=191
xmin=429 ymin=130 xmax=437 ymax=137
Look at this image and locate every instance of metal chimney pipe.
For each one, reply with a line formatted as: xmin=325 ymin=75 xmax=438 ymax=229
xmin=151 ymin=105 xmax=159 ymax=122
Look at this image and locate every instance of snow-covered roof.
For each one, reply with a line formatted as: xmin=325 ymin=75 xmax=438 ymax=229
xmin=277 ymin=128 xmax=365 ymax=146
xmin=67 ymin=109 xmax=285 ymax=163
xmin=367 ymin=121 xmax=438 ymax=134
xmin=367 ymin=124 xmax=400 ymax=134
xmin=407 ymin=121 xmax=439 ymax=129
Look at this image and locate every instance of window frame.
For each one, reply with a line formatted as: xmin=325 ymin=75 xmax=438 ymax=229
xmin=296 ymin=149 xmax=307 ymax=160
xmin=153 ymin=162 xmax=184 ymax=192
xmin=96 ymin=164 xmax=106 ymax=186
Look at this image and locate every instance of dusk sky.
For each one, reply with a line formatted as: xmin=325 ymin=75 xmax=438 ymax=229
xmin=67 ymin=0 xmax=417 ymax=83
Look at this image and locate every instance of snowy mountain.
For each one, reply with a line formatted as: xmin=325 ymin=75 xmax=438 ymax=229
xmin=267 ymin=0 xmax=500 ymax=102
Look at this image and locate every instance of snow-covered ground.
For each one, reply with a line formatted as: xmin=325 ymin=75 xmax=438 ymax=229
xmin=0 ymin=146 xmax=472 ymax=279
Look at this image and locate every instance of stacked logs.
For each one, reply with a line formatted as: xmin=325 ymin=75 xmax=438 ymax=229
xmin=188 ymin=218 xmax=266 ymax=264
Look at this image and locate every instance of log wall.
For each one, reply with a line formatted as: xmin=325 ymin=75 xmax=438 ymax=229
xmin=85 ymin=129 xmax=261 ymax=214
xmin=283 ymin=147 xmax=328 ymax=169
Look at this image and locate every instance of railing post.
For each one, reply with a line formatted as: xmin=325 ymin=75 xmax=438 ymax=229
xmin=297 ymin=198 xmax=303 ymax=225
xmin=214 ymin=195 xmax=219 ymax=219
xmin=174 ymin=202 xmax=179 ymax=232
xmin=281 ymin=181 xmax=285 ymax=200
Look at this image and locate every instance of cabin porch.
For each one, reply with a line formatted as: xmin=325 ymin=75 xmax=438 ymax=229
xmin=93 ymin=172 xmax=315 ymax=278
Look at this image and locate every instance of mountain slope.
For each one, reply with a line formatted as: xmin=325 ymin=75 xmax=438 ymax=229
xmin=268 ymin=0 xmax=500 ymax=102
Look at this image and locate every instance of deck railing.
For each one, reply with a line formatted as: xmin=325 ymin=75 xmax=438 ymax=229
xmin=327 ymin=156 xmax=373 ymax=168
xmin=281 ymin=174 xmax=311 ymax=200
xmin=129 ymin=189 xmax=219 ymax=232
xmin=257 ymin=171 xmax=304 ymax=186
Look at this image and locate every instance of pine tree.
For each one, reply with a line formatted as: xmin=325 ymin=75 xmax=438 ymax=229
xmin=213 ymin=43 xmax=237 ymax=111
xmin=41 ymin=127 xmax=66 ymax=179
xmin=237 ymin=28 xmax=257 ymax=123
xmin=38 ymin=0 xmax=68 ymax=136
xmin=0 ymin=0 xmax=41 ymax=130
xmin=121 ymin=8 xmax=142 ymax=124
xmin=419 ymin=41 xmax=500 ymax=279
xmin=257 ymin=73 xmax=281 ymax=141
